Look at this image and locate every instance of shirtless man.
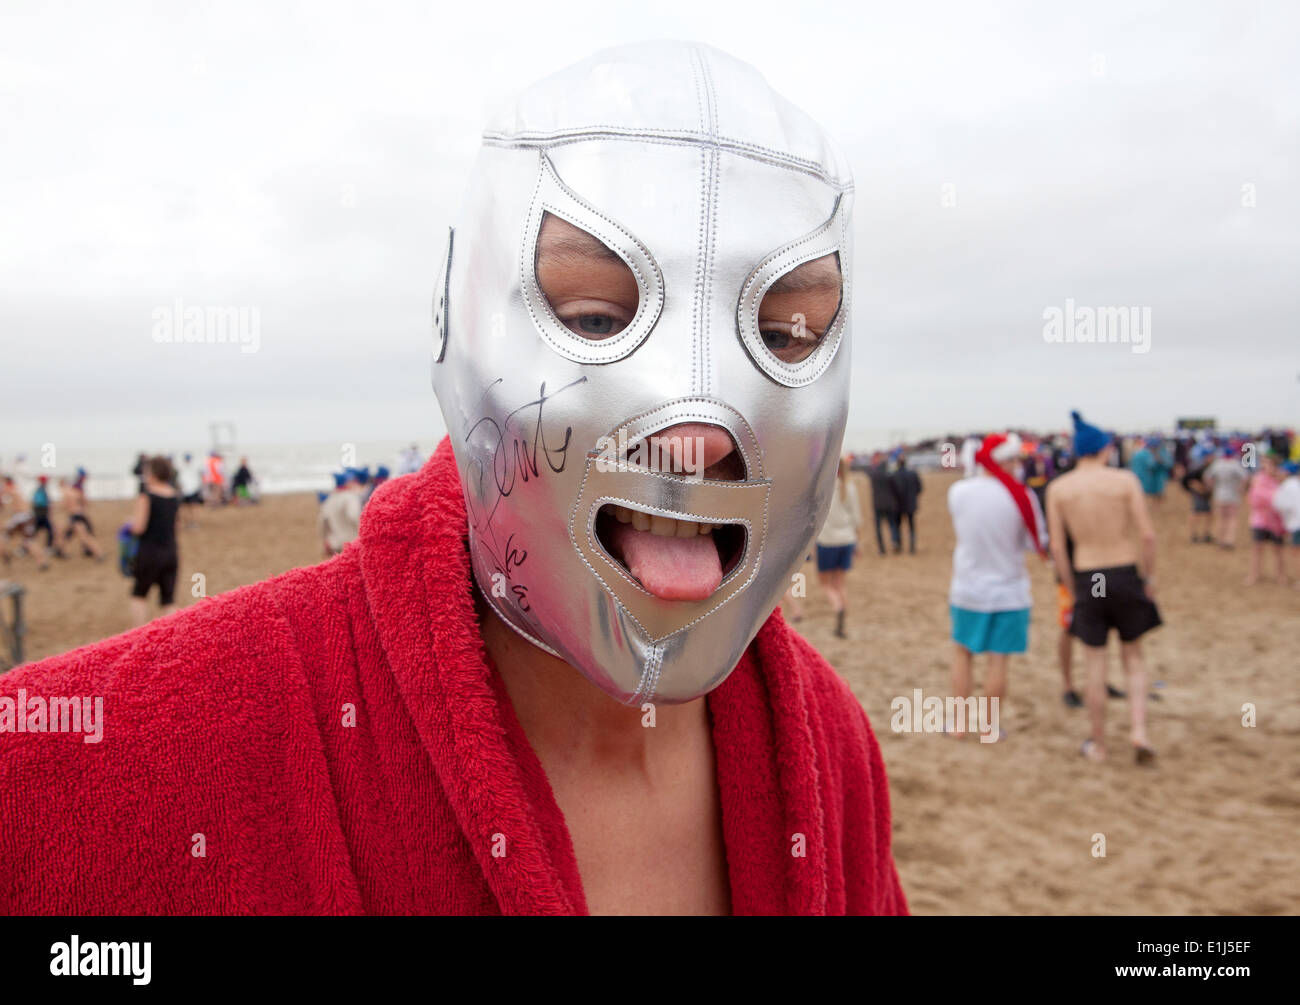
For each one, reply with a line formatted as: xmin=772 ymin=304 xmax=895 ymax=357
xmin=59 ymin=470 xmax=104 ymax=560
xmin=1046 ymin=411 xmax=1161 ymax=765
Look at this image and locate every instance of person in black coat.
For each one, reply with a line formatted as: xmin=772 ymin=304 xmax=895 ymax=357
xmin=867 ymin=453 xmax=901 ymax=555
xmin=890 ymin=453 xmax=923 ymax=554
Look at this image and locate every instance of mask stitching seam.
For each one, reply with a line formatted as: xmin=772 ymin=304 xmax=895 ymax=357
xmin=482 ymin=128 xmax=848 ymax=187
xmin=736 ymin=196 xmax=850 ymax=386
xmin=630 ymin=644 xmax=661 ymax=705
xmin=689 ymin=47 xmax=706 ymax=397
xmin=597 ymin=397 xmax=763 ymax=479
xmin=699 ymin=47 xmax=721 ymax=398
xmin=568 ymin=458 xmax=769 ymax=642
xmin=520 ymin=153 xmax=665 ymax=364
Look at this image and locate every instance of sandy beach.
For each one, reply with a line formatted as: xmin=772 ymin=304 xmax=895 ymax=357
xmin=3 ymin=469 xmax=1298 ymax=914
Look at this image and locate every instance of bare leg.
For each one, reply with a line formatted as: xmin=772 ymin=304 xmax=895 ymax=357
xmin=1119 ymin=640 xmax=1150 ymax=751
xmin=1223 ymin=504 xmax=1239 ymax=547
xmin=950 ymin=644 xmax=974 ymax=737
xmin=817 ymin=571 xmax=842 ymax=613
xmin=986 ymin=652 xmax=1009 ymax=705
xmin=1245 ymin=539 xmax=1261 ymax=585
xmin=1082 ymin=644 xmax=1108 ymax=759
xmin=1272 ymin=542 xmax=1285 ymax=583
xmin=130 ymin=597 xmax=151 ymax=628
xmin=832 ymin=569 xmax=849 ymax=637
xmin=1059 ymin=629 xmax=1074 ymax=693
xmin=73 ymin=524 xmax=102 ymax=558
xmin=986 ymin=652 xmax=1009 ymax=738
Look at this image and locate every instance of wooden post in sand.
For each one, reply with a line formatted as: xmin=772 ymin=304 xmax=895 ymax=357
xmin=0 ymin=581 xmax=25 ymax=670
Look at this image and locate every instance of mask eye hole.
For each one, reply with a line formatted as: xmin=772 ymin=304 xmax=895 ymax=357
xmin=756 ymin=252 xmax=843 ymax=364
xmin=535 ymin=212 xmax=640 ymax=342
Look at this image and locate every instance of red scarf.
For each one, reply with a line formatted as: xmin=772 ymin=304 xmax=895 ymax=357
xmin=976 ymin=435 xmax=1045 ymax=558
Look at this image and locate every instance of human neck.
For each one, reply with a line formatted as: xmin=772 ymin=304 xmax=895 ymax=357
xmin=1076 ymin=454 xmax=1106 ymax=469
xmin=476 ymin=593 xmax=708 ymax=770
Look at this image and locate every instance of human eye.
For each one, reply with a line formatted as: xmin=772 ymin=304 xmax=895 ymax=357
xmin=563 ymin=310 xmax=629 ymax=339
xmin=755 ymin=253 xmax=842 ymax=364
xmin=536 ymin=213 xmax=640 ymax=343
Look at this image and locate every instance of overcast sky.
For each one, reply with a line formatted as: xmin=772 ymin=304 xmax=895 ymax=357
xmin=2 ymin=0 xmax=1297 ymax=454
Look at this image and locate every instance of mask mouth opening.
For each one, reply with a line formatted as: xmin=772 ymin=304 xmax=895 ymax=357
xmin=594 ymin=504 xmax=747 ymax=602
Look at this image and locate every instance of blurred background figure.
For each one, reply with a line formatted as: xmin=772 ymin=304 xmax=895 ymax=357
xmin=178 ymin=452 xmax=204 ymax=507
xmin=890 ymin=451 xmax=923 ymax=554
xmin=1207 ymin=446 xmax=1247 ymax=548
xmin=231 ymin=456 xmax=258 ymax=504
xmin=867 ymin=452 xmax=901 ymax=555
xmin=59 ymin=469 xmax=103 ymax=561
xmin=1180 ymin=444 xmax=1214 ymax=543
xmin=364 ymin=465 xmax=390 ymax=505
xmin=1 ymin=476 xmax=32 ymax=566
xmin=131 ymin=452 xmax=148 ymax=494
xmin=398 ymin=443 xmax=423 ymax=476
xmin=204 ymin=451 xmax=227 ymax=506
xmin=1244 ymin=452 xmax=1286 ymax=586
xmin=31 ymin=475 xmax=62 ymax=568
xmin=128 ymin=456 xmax=181 ymax=627
xmin=815 ymin=456 xmax=861 ymax=639
xmin=1129 ymin=436 xmax=1172 ymax=507
xmin=947 ymin=433 xmax=1045 ymax=740
xmin=318 ymin=469 xmax=364 ymax=558
xmin=1273 ymin=461 xmax=1300 ymax=586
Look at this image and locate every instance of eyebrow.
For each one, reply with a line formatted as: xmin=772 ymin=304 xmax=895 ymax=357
xmin=767 ymin=255 xmax=842 ymax=294
xmin=537 ymin=214 xmax=625 ymax=265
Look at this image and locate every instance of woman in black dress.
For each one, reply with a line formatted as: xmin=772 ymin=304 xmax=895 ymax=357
xmin=129 ymin=455 xmax=181 ymax=627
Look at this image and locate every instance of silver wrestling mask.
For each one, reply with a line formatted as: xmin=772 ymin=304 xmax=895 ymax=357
xmin=432 ymin=40 xmax=854 ymax=704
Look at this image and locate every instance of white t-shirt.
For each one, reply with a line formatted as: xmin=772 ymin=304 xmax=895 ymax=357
xmin=1207 ymin=457 xmax=1247 ymax=504
xmin=960 ymin=438 xmax=980 ymax=478
xmin=1272 ymin=476 xmax=1300 ymax=533
xmin=178 ymin=461 xmax=203 ymax=496
xmin=947 ymin=474 xmax=1046 ymax=612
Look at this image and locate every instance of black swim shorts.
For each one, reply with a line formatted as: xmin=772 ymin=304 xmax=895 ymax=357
xmin=1069 ymin=564 xmax=1162 ymax=648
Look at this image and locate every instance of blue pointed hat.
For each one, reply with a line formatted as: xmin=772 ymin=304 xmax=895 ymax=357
xmin=1071 ymin=410 xmax=1112 ymax=456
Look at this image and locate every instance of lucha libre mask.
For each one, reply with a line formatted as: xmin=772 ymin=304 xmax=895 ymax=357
xmin=432 ymin=40 xmax=854 ymax=704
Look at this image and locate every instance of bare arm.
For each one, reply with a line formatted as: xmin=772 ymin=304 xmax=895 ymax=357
xmin=1129 ymin=474 xmax=1157 ymax=585
xmin=1046 ymin=484 xmax=1074 ymax=601
xmin=128 ymin=493 xmax=149 ymax=536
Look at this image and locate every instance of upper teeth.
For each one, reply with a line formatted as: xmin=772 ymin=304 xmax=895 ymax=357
xmin=611 ymin=504 xmax=715 ymax=537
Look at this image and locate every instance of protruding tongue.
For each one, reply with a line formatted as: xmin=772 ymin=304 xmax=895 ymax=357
xmin=607 ymin=521 xmax=722 ymax=601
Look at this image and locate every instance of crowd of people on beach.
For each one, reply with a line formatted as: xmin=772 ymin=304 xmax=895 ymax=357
xmin=1 ymin=464 xmax=104 ymax=570
xmin=315 ymin=444 xmax=426 ymax=557
xmin=798 ymin=416 xmax=1298 ymax=765
xmin=0 ymin=443 xmax=427 ymax=635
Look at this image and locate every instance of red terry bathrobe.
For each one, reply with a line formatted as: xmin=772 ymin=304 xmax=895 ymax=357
xmin=0 ymin=439 xmax=907 ymax=915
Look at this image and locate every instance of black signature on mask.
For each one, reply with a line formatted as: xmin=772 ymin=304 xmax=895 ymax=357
xmin=464 ymin=375 xmax=587 ymax=613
